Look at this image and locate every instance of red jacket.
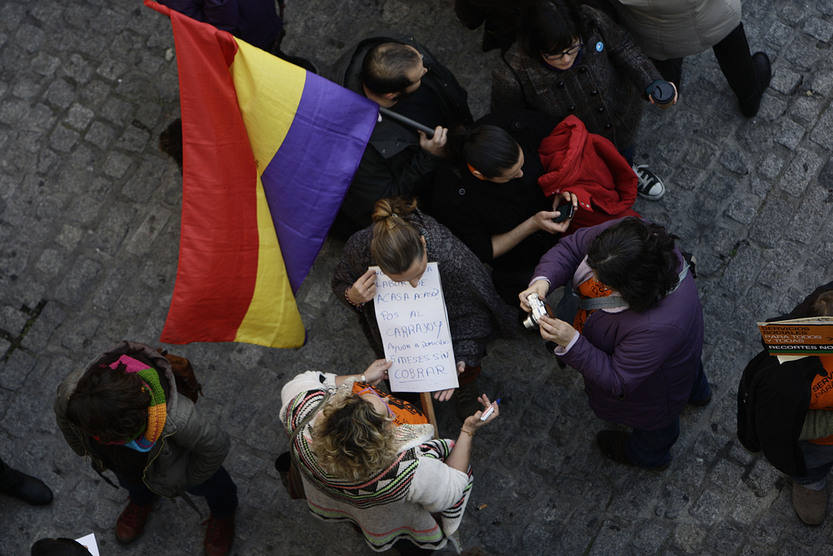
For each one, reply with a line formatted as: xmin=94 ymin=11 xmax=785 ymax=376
xmin=537 ymin=115 xmax=639 ymax=234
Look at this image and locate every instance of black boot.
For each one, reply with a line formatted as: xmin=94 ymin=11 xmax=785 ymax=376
xmin=0 ymin=458 xmax=53 ymax=506
xmin=712 ymin=23 xmax=772 ymax=117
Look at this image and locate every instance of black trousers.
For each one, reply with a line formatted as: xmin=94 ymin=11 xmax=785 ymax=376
xmin=651 ymin=23 xmax=760 ymax=104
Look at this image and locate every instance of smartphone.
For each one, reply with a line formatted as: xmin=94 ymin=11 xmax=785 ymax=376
xmin=552 ymin=201 xmax=575 ymax=223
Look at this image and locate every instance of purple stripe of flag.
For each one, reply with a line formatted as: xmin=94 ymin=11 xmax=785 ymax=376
xmin=261 ymin=72 xmax=378 ymax=292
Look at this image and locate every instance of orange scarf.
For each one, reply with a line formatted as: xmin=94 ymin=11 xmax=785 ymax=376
xmin=573 ymin=276 xmax=614 ymax=332
xmin=351 ymin=382 xmax=429 ymax=426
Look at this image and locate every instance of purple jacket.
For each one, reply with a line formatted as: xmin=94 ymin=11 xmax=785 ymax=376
xmin=158 ymin=0 xmax=282 ymax=51
xmin=534 ymin=219 xmax=704 ymax=429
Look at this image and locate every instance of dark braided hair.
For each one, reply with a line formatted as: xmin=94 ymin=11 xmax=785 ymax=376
xmin=586 ymin=218 xmax=680 ymax=313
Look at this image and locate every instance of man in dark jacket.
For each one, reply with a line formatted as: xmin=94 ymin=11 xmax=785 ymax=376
xmin=329 ymin=36 xmax=473 ymax=238
xmin=55 ymin=342 xmax=237 ymax=556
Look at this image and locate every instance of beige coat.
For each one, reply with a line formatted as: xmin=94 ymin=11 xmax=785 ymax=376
xmin=616 ymin=0 xmax=741 ymax=60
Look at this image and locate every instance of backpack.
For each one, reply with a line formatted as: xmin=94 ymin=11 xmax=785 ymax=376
xmin=157 ymin=348 xmax=203 ymax=404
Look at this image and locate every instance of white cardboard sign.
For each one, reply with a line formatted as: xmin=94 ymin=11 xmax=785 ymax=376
xmin=372 ymin=262 xmax=458 ymax=393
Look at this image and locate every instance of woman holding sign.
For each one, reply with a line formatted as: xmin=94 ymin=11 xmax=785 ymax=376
xmin=333 ymin=198 xmax=514 ymax=418
xmin=279 ymin=360 xmax=499 ymax=552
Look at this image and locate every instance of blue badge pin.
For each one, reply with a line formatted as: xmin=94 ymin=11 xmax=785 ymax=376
xmin=595 ymin=41 xmax=604 ymax=52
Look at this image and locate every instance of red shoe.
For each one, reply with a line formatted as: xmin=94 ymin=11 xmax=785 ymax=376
xmin=203 ymin=514 xmax=235 ymax=556
xmin=115 ymin=499 xmax=153 ymax=544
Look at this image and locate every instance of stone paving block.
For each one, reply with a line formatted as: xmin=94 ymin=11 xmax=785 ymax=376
xmin=79 ymin=79 xmax=112 ymax=106
xmin=84 ymin=120 xmax=116 ymax=150
xmin=0 ymin=98 xmax=31 ymax=126
xmin=774 ymin=118 xmax=806 ymax=150
xmin=34 ymin=248 xmax=66 ymax=277
xmin=809 ymin=69 xmax=833 ymax=96
xmin=704 ymin=521 xmax=746 ymax=553
xmin=21 ymin=301 xmax=64 ymax=352
xmin=60 ymin=52 xmax=94 ymax=85
xmin=53 ymin=257 xmax=102 ymax=305
xmin=11 ymin=76 xmax=43 ymax=100
xmin=750 ymin=193 xmax=799 ymax=248
xmin=770 ymin=67 xmax=804 ymax=96
xmin=115 ymin=123 xmax=150 ymax=152
xmin=64 ymin=102 xmax=95 ymax=130
xmin=101 ymin=151 xmax=133 ymax=178
xmin=725 ymin=192 xmax=763 ymax=225
xmin=100 ymin=96 xmax=134 ymax=126
xmin=744 ymin=458 xmax=784 ymax=498
xmin=779 ymin=147 xmax=824 ymax=197
xmin=44 ymin=77 xmax=76 ymax=109
xmin=29 ymin=51 xmax=60 ymax=78
xmin=0 ymin=349 xmax=36 ymax=391
xmin=803 ymin=16 xmax=833 ymax=42
xmin=49 ymin=124 xmax=80 ymax=153
xmin=782 ymin=33 xmax=828 ymax=69
xmin=96 ymin=58 xmax=128 ymax=82
xmin=15 ymin=23 xmax=45 ymax=54
xmin=710 ymin=458 xmax=746 ymax=491
xmin=789 ymin=93 xmax=825 ymax=125
xmin=809 ymin=104 xmax=833 ymax=148
xmin=732 ymin=483 xmax=777 ymax=525
xmin=588 ymin=519 xmax=635 ymax=556
xmin=672 ymin=521 xmax=707 ymax=553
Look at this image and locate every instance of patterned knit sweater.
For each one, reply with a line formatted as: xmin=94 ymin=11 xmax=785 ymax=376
xmin=279 ymin=371 xmax=472 ymax=551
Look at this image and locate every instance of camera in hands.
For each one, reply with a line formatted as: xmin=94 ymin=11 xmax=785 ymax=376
xmin=522 ymin=293 xmax=554 ymax=329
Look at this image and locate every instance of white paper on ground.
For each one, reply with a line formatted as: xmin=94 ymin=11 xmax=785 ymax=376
xmin=74 ymin=532 xmax=99 ymax=556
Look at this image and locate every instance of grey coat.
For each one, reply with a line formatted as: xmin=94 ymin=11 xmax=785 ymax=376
xmin=615 ymin=0 xmax=741 ymax=60
xmin=491 ymin=5 xmax=661 ymax=150
xmin=54 ymin=341 xmax=230 ymax=498
xmin=332 ymin=211 xmax=515 ymax=366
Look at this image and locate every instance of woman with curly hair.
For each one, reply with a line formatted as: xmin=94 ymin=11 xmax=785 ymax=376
xmin=519 ymin=217 xmax=711 ymax=470
xmin=279 ymin=359 xmax=499 ymax=552
xmin=332 ymin=197 xmax=514 ymax=418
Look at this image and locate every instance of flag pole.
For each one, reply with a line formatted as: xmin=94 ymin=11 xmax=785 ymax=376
xmin=419 ymin=392 xmax=439 ymax=439
xmin=378 ymin=107 xmax=435 ymax=139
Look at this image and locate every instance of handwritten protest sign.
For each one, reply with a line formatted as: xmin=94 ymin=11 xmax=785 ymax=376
xmin=373 ymin=263 xmax=458 ymax=393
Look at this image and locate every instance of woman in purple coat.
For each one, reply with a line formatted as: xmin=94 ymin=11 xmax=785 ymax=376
xmin=519 ymin=217 xmax=711 ymax=469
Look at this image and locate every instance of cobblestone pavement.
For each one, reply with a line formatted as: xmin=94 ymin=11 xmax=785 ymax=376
xmin=1 ymin=0 xmax=832 ymax=554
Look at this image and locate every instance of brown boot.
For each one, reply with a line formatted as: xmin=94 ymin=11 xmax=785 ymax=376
xmin=792 ymin=482 xmax=827 ymax=525
xmin=115 ymin=499 xmax=153 ymax=544
xmin=204 ymin=514 xmax=235 ymax=556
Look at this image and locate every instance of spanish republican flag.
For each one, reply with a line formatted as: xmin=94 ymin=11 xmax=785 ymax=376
xmin=147 ymin=1 xmax=377 ymax=348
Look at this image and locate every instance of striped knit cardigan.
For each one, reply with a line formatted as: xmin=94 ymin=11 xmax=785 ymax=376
xmin=279 ymin=372 xmax=473 ymax=551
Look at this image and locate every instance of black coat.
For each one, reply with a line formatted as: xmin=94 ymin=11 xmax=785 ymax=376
xmin=737 ymin=281 xmax=833 ymax=476
xmin=329 ymin=36 xmax=472 ymax=238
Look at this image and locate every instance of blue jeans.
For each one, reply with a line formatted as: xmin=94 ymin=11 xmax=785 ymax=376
xmin=116 ymin=466 xmax=238 ymax=517
xmin=792 ymin=442 xmax=833 ymax=490
xmin=625 ymin=362 xmax=711 ymax=468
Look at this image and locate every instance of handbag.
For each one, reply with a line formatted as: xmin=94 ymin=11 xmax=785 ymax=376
xmin=275 ymin=391 xmax=330 ymax=499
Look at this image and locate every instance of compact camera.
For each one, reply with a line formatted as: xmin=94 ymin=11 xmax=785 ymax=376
xmin=522 ymin=293 xmax=553 ymax=329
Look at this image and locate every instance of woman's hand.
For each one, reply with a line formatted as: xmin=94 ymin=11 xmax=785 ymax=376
xmin=433 ymin=361 xmax=466 ymax=401
xmin=461 ymin=394 xmax=500 ymax=435
xmin=519 ymin=280 xmax=550 ymax=312
xmin=538 ymin=315 xmax=578 ymax=348
xmin=363 ymin=359 xmax=392 ymax=385
xmin=347 ymin=268 xmax=377 ymax=305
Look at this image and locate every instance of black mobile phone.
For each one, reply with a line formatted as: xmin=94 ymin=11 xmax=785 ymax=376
xmin=552 ymin=201 xmax=574 ymax=223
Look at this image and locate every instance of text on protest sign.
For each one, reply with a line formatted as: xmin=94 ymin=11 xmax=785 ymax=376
xmin=372 ymin=263 xmax=458 ymax=393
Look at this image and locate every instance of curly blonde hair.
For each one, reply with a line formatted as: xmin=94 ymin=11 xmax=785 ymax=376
xmin=311 ymin=388 xmax=397 ymax=481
